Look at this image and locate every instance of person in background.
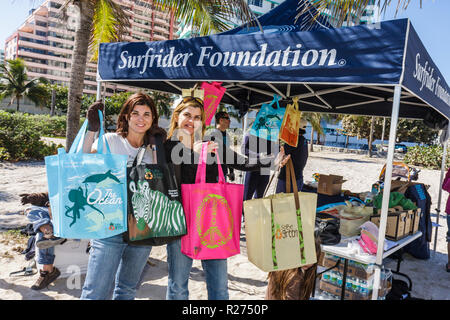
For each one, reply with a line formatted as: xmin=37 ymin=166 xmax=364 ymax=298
xmin=442 ymin=167 xmax=450 ymax=272
xmin=207 ymin=111 xmax=235 ymax=182
xmin=80 ymin=93 xmax=167 ymax=300
xmin=20 ymin=192 xmax=65 ymax=290
xmin=277 ymin=118 xmax=309 ymax=193
xmin=242 ymin=134 xmax=275 ymax=201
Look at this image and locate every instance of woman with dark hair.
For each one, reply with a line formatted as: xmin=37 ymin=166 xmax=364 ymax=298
xmin=80 ymin=92 xmax=166 ymax=300
xmin=266 ymin=236 xmax=321 ymax=300
xmin=164 ymin=96 xmax=289 ymax=300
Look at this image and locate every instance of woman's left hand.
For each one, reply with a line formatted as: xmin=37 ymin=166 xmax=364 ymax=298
xmin=274 ymin=146 xmax=291 ymax=168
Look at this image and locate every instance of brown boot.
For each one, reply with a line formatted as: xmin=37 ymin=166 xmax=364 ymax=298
xmin=31 ymin=267 xmax=61 ymax=290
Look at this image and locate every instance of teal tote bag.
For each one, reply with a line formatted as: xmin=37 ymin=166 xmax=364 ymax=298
xmin=249 ymin=94 xmax=285 ymax=142
xmin=45 ymin=111 xmax=128 ymax=239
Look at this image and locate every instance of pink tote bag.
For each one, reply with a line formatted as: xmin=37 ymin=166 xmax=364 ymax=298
xmin=201 ymin=82 xmax=227 ymax=126
xmin=181 ymin=143 xmax=243 ymax=259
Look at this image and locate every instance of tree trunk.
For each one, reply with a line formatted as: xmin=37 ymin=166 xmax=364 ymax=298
xmin=368 ymin=116 xmax=375 ymax=157
xmin=50 ymin=87 xmax=56 ymax=116
xmin=66 ymin=2 xmax=94 ymax=151
xmin=16 ymin=96 xmax=20 ymax=112
xmin=310 ymin=127 xmax=314 ymax=152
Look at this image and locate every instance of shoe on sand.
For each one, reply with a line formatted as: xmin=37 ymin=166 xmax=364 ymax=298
xmin=31 ymin=267 xmax=60 ymax=290
xmin=36 ymin=237 xmax=66 ymax=249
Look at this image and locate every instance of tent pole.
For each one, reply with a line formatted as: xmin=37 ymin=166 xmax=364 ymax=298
xmin=433 ymin=123 xmax=450 ymax=254
xmin=243 ymin=111 xmax=248 ymax=138
xmin=96 ymin=81 xmax=102 ymax=101
xmin=371 ymin=85 xmax=401 ymax=300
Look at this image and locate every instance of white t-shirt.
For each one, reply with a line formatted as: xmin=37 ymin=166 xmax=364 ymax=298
xmin=93 ymin=132 xmax=153 ymax=166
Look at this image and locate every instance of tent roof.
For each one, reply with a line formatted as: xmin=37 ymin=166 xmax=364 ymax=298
xmin=220 ymin=0 xmax=333 ymax=35
xmin=98 ymin=15 xmax=449 ymax=122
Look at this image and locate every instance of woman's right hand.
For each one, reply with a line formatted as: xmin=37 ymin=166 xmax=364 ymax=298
xmin=87 ymin=100 xmax=104 ymax=132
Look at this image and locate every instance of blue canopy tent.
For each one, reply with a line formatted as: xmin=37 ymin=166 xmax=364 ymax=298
xmin=96 ymin=1 xmax=450 ymax=299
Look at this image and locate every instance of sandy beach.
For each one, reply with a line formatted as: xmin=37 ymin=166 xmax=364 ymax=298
xmin=0 ymin=149 xmax=449 ymax=300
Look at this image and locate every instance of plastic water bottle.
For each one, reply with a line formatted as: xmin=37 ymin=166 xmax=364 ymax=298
xmin=322 ymin=271 xmax=331 ymax=283
xmin=336 ymin=272 xmax=343 ymax=287
xmin=345 ymin=277 xmax=353 ymax=292
xmin=330 ymin=271 xmax=338 ymax=285
xmin=359 ymin=278 xmax=369 ymax=296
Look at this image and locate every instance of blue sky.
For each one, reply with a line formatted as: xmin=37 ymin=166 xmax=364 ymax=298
xmin=1 ymin=0 xmax=449 ymax=82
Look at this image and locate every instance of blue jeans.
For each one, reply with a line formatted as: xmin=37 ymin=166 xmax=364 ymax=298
xmin=166 ymin=238 xmax=229 ymax=300
xmin=26 ymin=206 xmax=55 ymax=265
xmin=80 ymin=233 xmax=152 ymax=300
xmin=244 ymin=171 xmax=270 ymax=200
xmin=276 ymin=177 xmax=304 ymax=193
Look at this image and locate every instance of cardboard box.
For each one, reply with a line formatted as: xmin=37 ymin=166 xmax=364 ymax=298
xmin=371 ymin=208 xmax=421 ymax=240
xmin=318 ymin=174 xmax=346 ymax=196
xmin=370 ymin=210 xmax=408 ymax=241
xmin=322 ymin=256 xmax=374 ymax=280
xmin=409 ymin=209 xmax=422 ymax=235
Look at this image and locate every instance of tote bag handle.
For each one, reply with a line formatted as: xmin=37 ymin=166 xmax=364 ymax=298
xmin=285 ymin=158 xmax=300 ymax=210
xmin=195 ymin=142 xmax=226 ymax=184
xmin=291 ymin=97 xmax=299 ymax=111
xmin=132 ymin=134 xmax=165 ymax=168
xmin=69 ymin=110 xmax=111 ymax=155
xmin=268 ymin=94 xmax=281 ymax=109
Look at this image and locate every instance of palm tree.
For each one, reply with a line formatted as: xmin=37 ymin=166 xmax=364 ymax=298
xmin=0 ymin=58 xmax=47 ymax=112
xmin=302 ymin=112 xmax=325 ymax=152
xmin=61 ymin=0 xmax=253 ymax=151
xmin=298 ymin=0 xmax=418 ymax=27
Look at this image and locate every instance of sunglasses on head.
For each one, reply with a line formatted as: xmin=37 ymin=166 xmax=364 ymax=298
xmin=181 ymin=96 xmax=203 ymax=105
xmin=221 ymin=116 xmax=230 ymax=120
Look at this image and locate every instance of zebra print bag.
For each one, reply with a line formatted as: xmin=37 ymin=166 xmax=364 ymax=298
xmin=123 ymin=136 xmax=187 ymax=246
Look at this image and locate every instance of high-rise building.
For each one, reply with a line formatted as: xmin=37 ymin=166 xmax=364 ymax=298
xmin=176 ymin=0 xmax=285 ymax=38
xmin=4 ymin=0 xmax=178 ymax=96
xmin=311 ymin=0 xmax=380 ymax=27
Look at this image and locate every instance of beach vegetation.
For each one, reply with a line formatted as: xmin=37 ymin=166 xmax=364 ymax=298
xmin=0 ymin=111 xmax=63 ymax=161
xmin=341 ymin=116 xmax=439 ymax=145
xmin=404 ymin=144 xmax=450 ymax=170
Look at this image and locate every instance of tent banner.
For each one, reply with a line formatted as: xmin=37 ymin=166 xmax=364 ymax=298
xmin=402 ymin=22 xmax=450 ymax=118
xmin=98 ymin=20 xmax=408 ymax=85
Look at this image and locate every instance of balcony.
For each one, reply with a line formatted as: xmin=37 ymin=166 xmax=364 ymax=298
xmin=18 ymin=23 xmax=34 ymax=33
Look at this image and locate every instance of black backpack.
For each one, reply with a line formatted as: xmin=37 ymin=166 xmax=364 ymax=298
xmin=385 ymin=278 xmax=423 ymax=300
xmin=315 ymin=212 xmax=341 ymax=245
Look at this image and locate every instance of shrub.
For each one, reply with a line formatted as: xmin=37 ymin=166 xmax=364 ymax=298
xmin=0 ymin=111 xmax=63 ymax=161
xmin=31 ymin=114 xmax=67 ymax=137
xmin=403 ymin=145 xmax=450 ymax=170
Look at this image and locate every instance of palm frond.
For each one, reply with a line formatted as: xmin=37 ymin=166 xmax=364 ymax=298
xmin=89 ymin=0 xmax=131 ymax=61
xmin=153 ymin=0 xmax=253 ymax=36
xmin=297 ymin=0 xmax=416 ymax=28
